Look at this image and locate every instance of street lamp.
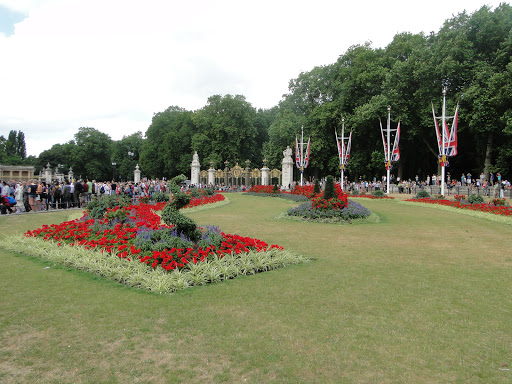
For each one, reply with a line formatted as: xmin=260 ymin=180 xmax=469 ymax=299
xmin=112 ymin=161 xmax=116 ymax=181
xmin=127 ymin=151 xmax=135 ymax=181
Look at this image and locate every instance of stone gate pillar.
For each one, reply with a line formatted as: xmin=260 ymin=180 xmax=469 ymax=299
xmin=134 ymin=164 xmax=141 ymax=183
xmin=208 ymin=161 xmax=215 ymax=186
xmin=191 ymin=152 xmax=200 ymax=186
xmin=45 ymin=163 xmax=52 ymax=183
xmin=282 ymin=146 xmax=294 ymax=189
xmin=261 ymin=158 xmax=270 ymax=186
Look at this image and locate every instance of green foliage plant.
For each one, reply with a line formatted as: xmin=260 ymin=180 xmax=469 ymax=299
xmin=151 ymin=192 xmax=170 ymax=203
xmin=104 ymin=208 xmax=128 ymax=223
xmin=161 ymin=191 xmax=201 ymax=241
xmin=372 ymin=190 xmax=385 ymax=197
xmin=323 ymin=175 xmax=335 ymax=200
xmin=415 ymin=189 xmax=430 ymax=199
xmin=313 ymin=179 xmax=320 ymax=196
xmin=86 ymin=194 xmax=132 ymax=219
xmin=468 ymin=194 xmax=485 ymax=204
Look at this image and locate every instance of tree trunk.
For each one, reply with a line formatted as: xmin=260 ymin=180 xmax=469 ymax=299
xmin=484 ymin=132 xmax=493 ymax=180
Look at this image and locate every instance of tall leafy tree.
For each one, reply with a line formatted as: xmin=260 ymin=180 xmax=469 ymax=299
xmin=73 ymin=127 xmax=113 ymax=180
xmin=191 ymin=94 xmax=258 ymax=168
xmin=37 ymin=141 xmax=76 ymax=174
xmin=139 ymin=106 xmax=195 ymax=179
xmin=1 ymin=130 xmax=27 ymax=164
xmin=111 ymin=132 xmax=144 ymax=181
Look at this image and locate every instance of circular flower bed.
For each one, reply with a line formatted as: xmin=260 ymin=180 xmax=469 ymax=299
xmin=287 ymin=199 xmax=371 ymax=221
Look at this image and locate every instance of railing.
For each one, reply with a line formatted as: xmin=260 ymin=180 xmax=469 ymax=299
xmin=382 ymin=184 xmax=511 ymax=198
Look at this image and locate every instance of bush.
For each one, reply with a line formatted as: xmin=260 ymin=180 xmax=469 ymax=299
xmin=86 ymin=194 xmax=132 ymax=219
xmin=152 ymin=192 xmax=170 ymax=202
xmin=373 ymin=190 xmax=385 ymax=197
xmin=272 ymin=183 xmax=280 ymax=194
xmin=415 ymin=190 xmax=430 ymax=199
xmin=190 ymin=188 xmax=201 ymax=198
xmin=492 ymin=198 xmax=506 ymax=206
xmin=169 ymin=174 xmax=187 ymax=194
xmin=313 ymin=179 xmax=320 ymax=195
xmin=161 ymin=192 xmax=200 ymax=242
xmin=105 ymin=208 xmax=128 ymax=223
xmin=324 ymin=176 xmax=335 ymax=200
xmin=468 ymin=194 xmax=484 ymax=204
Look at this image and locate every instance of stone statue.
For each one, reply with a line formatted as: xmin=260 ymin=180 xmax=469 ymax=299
xmin=283 ymin=146 xmax=293 ymax=159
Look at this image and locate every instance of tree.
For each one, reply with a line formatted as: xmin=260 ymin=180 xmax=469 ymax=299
xmin=191 ymin=94 xmax=259 ymax=168
xmin=37 ymin=141 xmax=76 ymax=175
xmin=1 ymin=130 xmax=27 ymax=165
xmin=111 ymin=132 xmax=144 ymax=181
xmin=140 ymin=106 xmax=195 ymax=179
xmin=16 ymin=131 xmax=26 ymax=159
xmin=73 ymin=127 xmax=113 ymax=181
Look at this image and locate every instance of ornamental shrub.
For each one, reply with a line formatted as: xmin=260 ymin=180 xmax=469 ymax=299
xmin=468 ymin=194 xmax=484 ymax=204
xmin=161 ymin=191 xmax=200 ymax=241
xmin=272 ymin=183 xmax=280 ymax=195
xmin=415 ymin=189 xmax=430 ymax=199
xmin=105 ymin=207 xmax=128 ymax=223
xmin=373 ymin=190 xmax=385 ymax=197
xmin=152 ymin=192 xmax=170 ymax=202
xmin=313 ymin=179 xmax=320 ymax=195
xmin=324 ymin=175 xmax=335 ymax=200
xmin=168 ymin=174 xmax=187 ymax=194
xmin=492 ymin=198 xmax=506 ymax=206
xmin=86 ymin=194 xmax=132 ymax=219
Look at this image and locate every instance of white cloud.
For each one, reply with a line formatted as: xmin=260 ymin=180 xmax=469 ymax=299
xmin=0 ymin=0 xmax=506 ymax=156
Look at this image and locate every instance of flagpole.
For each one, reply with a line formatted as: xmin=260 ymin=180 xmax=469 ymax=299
xmin=386 ymin=106 xmax=391 ymax=194
xmin=300 ymin=126 xmax=304 ymax=186
xmin=441 ymin=88 xmax=446 ymax=196
xmin=341 ymin=118 xmax=345 ymax=191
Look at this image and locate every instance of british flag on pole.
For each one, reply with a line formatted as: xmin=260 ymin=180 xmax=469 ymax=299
xmin=433 ymin=103 xmax=458 ymax=165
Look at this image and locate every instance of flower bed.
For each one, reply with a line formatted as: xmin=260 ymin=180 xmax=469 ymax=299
xmin=287 ymin=199 xmax=371 ymax=221
xmin=350 ymin=194 xmax=394 ymax=200
xmin=246 ymin=182 xmax=374 ymax=223
xmin=247 ymin=185 xmax=275 ymax=194
xmin=187 ymin=193 xmax=225 ymax=208
xmin=25 ymin=201 xmax=283 ymax=271
xmin=404 ymin=197 xmax=512 ymax=216
xmin=19 ymin=197 xmax=310 ymax=294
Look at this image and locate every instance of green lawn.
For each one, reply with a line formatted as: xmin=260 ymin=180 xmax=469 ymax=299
xmin=1 ymin=195 xmax=511 ymax=383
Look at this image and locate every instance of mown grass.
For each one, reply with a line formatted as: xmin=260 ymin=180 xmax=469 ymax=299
xmin=1 ymin=195 xmax=511 ymax=383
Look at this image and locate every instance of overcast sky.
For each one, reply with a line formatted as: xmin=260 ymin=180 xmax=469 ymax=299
xmin=0 ymin=0 xmax=507 ymax=157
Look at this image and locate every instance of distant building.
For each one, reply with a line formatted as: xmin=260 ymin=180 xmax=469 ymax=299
xmin=0 ymin=164 xmax=36 ymax=181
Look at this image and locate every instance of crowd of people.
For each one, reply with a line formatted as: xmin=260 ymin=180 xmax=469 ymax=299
xmin=1 ymin=172 xmax=511 ymax=214
xmin=0 ymin=179 xmax=173 ymax=214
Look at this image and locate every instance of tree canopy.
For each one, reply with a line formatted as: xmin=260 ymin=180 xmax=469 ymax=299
xmin=9 ymin=4 xmax=512 ymax=182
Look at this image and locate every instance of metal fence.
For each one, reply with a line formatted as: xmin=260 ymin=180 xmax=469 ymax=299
xmin=382 ymin=184 xmax=511 ymax=198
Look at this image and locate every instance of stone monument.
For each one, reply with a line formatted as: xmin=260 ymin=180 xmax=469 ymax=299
xmin=45 ymin=162 xmax=52 ymax=183
xmin=261 ymin=158 xmax=270 ymax=186
xmin=191 ymin=152 xmax=200 ymax=186
xmin=208 ymin=161 xmax=215 ymax=186
xmin=134 ymin=164 xmax=141 ymax=183
xmin=282 ymin=146 xmax=294 ymax=189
